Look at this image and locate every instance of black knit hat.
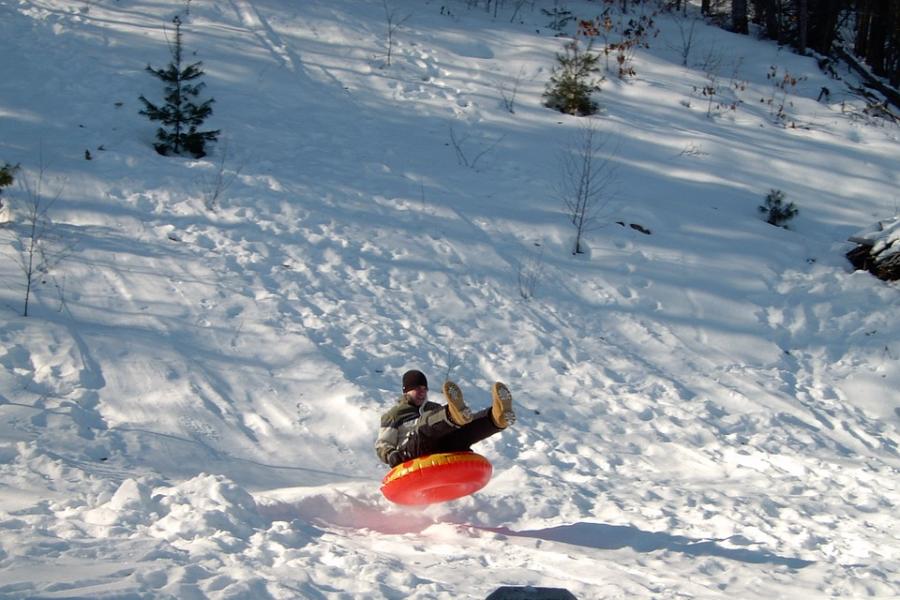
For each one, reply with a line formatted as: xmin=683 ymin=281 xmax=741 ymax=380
xmin=402 ymin=369 xmax=428 ymax=392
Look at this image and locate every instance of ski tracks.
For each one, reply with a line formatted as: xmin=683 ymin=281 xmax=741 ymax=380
xmin=229 ymin=0 xmax=296 ymax=72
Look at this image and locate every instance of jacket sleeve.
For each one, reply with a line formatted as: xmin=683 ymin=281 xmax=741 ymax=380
xmin=375 ymin=413 xmax=401 ymax=466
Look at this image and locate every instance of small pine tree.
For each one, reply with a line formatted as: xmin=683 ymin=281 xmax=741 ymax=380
xmin=0 ymin=162 xmax=18 ymax=210
xmin=759 ymin=189 xmax=798 ymax=227
xmin=542 ymin=2 xmax=575 ymax=33
xmin=139 ymin=16 xmax=219 ymax=158
xmin=543 ymin=39 xmax=603 ymax=116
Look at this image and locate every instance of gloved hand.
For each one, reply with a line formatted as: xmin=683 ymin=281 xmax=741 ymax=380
xmin=387 ymin=450 xmax=403 ymax=468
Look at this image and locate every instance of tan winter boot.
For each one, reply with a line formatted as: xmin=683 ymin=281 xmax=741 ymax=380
xmin=443 ymin=381 xmax=473 ymax=426
xmin=491 ymin=382 xmax=515 ymax=429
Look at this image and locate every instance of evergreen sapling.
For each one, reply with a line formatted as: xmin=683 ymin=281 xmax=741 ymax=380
xmin=543 ymin=38 xmax=603 ymax=116
xmin=759 ymin=189 xmax=798 ymax=228
xmin=139 ymin=16 xmax=219 ymax=158
xmin=0 ymin=162 xmax=17 ymax=210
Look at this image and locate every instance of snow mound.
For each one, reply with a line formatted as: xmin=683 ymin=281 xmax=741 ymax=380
xmin=149 ymin=474 xmax=264 ymax=552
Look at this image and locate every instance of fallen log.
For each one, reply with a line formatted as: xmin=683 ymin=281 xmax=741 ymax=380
xmin=847 ymin=217 xmax=900 ymax=281
xmin=834 ymin=46 xmax=900 ymax=115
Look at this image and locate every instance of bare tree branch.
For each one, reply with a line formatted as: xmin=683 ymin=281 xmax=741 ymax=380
xmin=557 ymin=119 xmax=618 ymax=255
xmin=2 ymin=160 xmax=70 ymax=316
xmin=382 ymin=0 xmax=412 ymax=67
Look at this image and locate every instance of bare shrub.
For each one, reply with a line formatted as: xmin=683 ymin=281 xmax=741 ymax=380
xmin=558 ymin=119 xmax=617 ymax=255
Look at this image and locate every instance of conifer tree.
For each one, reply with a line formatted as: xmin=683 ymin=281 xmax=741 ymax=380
xmin=759 ymin=189 xmax=798 ymax=228
xmin=543 ymin=38 xmax=603 ymax=116
xmin=0 ymin=162 xmax=17 ymax=210
xmin=139 ymin=16 xmax=219 ymax=158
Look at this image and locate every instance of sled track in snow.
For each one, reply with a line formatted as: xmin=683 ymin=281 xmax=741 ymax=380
xmin=230 ymin=0 xmax=296 ymax=72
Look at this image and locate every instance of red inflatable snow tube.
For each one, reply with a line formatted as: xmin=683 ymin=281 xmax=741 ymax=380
xmin=381 ymin=451 xmax=493 ymax=505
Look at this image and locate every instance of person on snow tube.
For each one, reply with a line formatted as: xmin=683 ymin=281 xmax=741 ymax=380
xmin=375 ymin=369 xmax=515 ymax=468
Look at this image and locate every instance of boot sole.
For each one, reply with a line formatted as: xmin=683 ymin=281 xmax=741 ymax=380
xmin=443 ymin=381 xmax=473 ymax=425
xmin=492 ymin=382 xmax=516 ymax=427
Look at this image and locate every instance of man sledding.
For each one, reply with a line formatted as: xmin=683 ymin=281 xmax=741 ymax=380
xmin=375 ymin=370 xmax=516 ymax=505
xmin=376 ymin=369 xmax=516 ymax=467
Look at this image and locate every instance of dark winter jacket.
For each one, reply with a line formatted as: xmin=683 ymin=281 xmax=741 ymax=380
xmin=375 ymin=395 xmax=447 ymax=467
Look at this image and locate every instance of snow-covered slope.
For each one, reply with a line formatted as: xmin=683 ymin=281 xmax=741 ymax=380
xmin=1 ymin=0 xmax=898 ymax=597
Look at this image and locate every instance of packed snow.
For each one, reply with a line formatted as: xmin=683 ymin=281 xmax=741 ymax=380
xmin=1 ymin=0 xmax=898 ymax=598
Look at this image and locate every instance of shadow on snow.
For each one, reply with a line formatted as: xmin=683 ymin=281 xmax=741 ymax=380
xmin=496 ymin=522 xmax=813 ymax=569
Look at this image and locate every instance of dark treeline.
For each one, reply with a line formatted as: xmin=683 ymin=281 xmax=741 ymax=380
xmin=720 ymin=0 xmax=900 ymax=86
xmin=474 ymin=1 xmax=897 ymax=87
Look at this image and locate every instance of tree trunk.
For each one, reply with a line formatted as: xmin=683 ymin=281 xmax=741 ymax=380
xmin=750 ymin=0 xmax=781 ymax=42
xmin=855 ymin=0 xmax=872 ymax=58
xmin=868 ymin=0 xmax=889 ymax=77
xmin=798 ymin=0 xmax=808 ymax=53
xmin=767 ymin=2 xmax=781 ymax=42
xmin=808 ymin=0 xmax=841 ymax=55
xmin=701 ymin=0 xmax=710 ymax=15
xmin=732 ymin=0 xmax=748 ymax=34
xmin=891 ymin=0 xmax=900 ymax=86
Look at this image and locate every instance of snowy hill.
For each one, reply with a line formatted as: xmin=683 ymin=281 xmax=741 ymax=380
xmin=1 ymin=0 xmax=898 ymax=597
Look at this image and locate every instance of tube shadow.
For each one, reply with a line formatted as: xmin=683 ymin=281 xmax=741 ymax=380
xmin=496 ymin=522 xmax=813 ymax=569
